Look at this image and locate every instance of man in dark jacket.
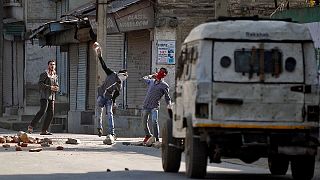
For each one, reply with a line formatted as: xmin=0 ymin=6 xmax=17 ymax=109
xmin=27 ymin=60 xmax=59 ymax=135
xmin=93 ymin=42 xmax=128 ymax=144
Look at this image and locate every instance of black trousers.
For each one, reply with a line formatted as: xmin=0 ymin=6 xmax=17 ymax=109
xmin=30 ymin=99 xmax=54 ymax=132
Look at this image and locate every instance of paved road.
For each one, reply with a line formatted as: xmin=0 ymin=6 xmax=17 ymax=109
xmin=0 ymin=128 xmax=319 ymax=180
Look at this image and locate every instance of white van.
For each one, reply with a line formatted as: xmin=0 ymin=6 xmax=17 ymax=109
xmin=162 ymin=18 xmax=320 ymax=180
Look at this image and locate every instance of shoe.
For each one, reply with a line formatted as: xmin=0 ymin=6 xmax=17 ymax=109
xmin=103 ymin=134 xmax=115 ymax=145
xmin=143 ymin=135 xmax=152 ymax=143
xmin=40 ymin=131 xmax=53 ymax=135
xmin=27 ymin=125 xmax=33 ymax=134
xmin=145 ymin=136 xmax=156 ymax=147
xmin=112 ymin=134 xmax=117 ymax=140
xmin=97 ymin=128 xmax=103 ymax=137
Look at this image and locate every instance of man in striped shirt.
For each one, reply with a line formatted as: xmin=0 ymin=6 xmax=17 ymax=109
xmin=142 ymin=68 xmax=172 ymax=144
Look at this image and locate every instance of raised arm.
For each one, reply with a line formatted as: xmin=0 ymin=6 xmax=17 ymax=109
xmin=93 ymin=42 xmax=114 ymax=75
xmin=98 ymin=56 xmax=113 ymax=75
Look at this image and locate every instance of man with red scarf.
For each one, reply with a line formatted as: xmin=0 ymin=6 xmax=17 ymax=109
xmin=141 ymin=68 xmax=172 ymax=144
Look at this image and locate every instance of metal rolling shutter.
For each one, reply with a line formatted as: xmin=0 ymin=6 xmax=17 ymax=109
xmin=3 ymin=40 xmax=13 ymax=107
xmin=56 ymin=49 xmax=68 ymax=95
xmin=56 ymin=1 xmax=61 ymax=19
xmin=69 ymin=44 xmax=78 ymax=111
xmin=105 ymin=34 xmax=125 ymax=108
xmin=77 ymin=43 xmax=88 ymax=111
xmin=87 ymin=42 xmax=96 ymax=110
xmin=126 ymin=30 xmax=151 ymax=109
xmin=16 ymin=42 xmax=24 ymax=107
xmin=12 ymin=42 xmax=18 ymax=106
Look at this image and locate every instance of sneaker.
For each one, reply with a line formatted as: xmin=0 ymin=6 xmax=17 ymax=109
xmin=97 ymin=128 xmax=103 ymax=137
xmin=112 ymin=134 xmax=117 ymax=140
xmin=143 ymin=135 xmax=152 ymax=143
xmin=145 ymin=136 xmax=156 ymax=147
xmin=103 ymin=134 xmax=115 ymax=145
xmin=27 ymin=125 xmax=33 ymax=134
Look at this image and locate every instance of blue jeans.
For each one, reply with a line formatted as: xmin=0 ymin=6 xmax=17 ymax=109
xmin=142 ymin=108 xmax=159 ymax=139
xmin=96 ymin=96 xmax=114 ymax=135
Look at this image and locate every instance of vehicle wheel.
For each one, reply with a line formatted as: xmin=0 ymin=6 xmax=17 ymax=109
xmin=268 ymin=154 xmax=289 ymax=175
xmin=291 ymin=155 xmax=315 ymax=180
xmin=185 ymin=119 xmax=207 ymax=178
xmin=162 ymin=118 xmax=182 ymax=172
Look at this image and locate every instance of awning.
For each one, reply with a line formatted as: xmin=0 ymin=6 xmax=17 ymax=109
xmin=29 ymin=19 xmax=93 ymax=46
xmin=29 ymin=0 xmax=153 ymax=46
xmin=3 ymin=18 xmax=25 ymax=40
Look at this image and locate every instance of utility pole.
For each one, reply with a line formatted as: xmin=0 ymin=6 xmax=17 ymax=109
xmin=94 ymin=0 xmax=108 ymax=133
xmin=0 ymin=0 xmax=3 ymax=117
xmin=215 ymin=0 xmax=228 ymax=18
xmin=97 ymin=0 xmax=108 ymax=84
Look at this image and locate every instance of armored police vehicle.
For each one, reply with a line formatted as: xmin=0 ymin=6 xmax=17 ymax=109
xmin=162 ymin=18 xmax=320 ymax=180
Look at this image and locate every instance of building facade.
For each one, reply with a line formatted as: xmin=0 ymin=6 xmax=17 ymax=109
xmin=1 ymin=0 xmax=312 ymax=135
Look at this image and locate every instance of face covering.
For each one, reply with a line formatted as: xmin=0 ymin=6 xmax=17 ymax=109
xmin=118 ymin=73 xmax=128 ymax=82
xmin=156 ymin=70 xmax=166 ymax=80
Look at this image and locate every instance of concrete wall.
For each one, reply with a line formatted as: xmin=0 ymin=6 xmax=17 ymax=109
xmin=25 ymin=0 xmax=58 ymax=106
xmin=27 ymin=0 xmax=56 ymax=20
xmin=154 ymin=0 xmax=215 ymax=136
xmin=68 ymin=0 xmax=91 ymax=11
xmin=228 ymin=0 xmax=307 ymax=17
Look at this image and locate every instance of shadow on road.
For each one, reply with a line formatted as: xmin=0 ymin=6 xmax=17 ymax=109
xmin=0 ymin=170 xmax=292 ymax=180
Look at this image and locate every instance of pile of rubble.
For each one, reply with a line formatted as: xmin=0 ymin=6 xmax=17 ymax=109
xmin=0 ymin=131 xmax=80 ymax=152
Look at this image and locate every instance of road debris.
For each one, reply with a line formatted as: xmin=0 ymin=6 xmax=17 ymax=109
xmin=66 ymin=138 xmax=81 ymax=144
xmin=29 ymin=148 xmax=43 ymax=152
xmin=15 ymin=146 xmax=22 ymax=151
xmin=56 ymin=146 xmax=64 ymax=150
xmin=2 ymin=144 xmax=10 ymax=148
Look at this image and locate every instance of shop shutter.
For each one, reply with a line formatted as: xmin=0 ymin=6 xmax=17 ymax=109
xmin=105 ymin=34 xmax=125 ymax=108
xmin=87 ymin=41 xmax=96 ymax=110
xmin=126 ymin=30 xmax=151 ymax=109
xmin=77 ymin=43 xmax=88 ymax=111
xmin=16 ymin=42 xmax=24 ymax=107
xmin=56 ymin=1 xmax=61 ymax=19
xmin=3 ymin=40 xmax=13 ymax=107
xmin=69 ymin=44 xmax=78 ymax=111
xmin=56 ymin=49 xmax=68 ymax=95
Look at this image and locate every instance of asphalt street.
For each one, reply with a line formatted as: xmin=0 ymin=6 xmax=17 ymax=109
xmin=0 ymin=128 xmax=319 ymax=180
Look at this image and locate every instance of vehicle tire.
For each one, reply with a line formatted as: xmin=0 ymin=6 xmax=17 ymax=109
xmin=268 ymin=154 xmax=289 ymax=175
xmin=162 ymin=118 xmax=182 ymax=172
xmin=291 ymin=155 xmax=315 ymax=180
xmin=185 ymin=119 xmax=207 ymax=178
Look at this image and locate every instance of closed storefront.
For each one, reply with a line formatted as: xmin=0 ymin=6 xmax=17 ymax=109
xmin=76 ymin=43 xmax=88 ymax=111
xmin=87 ymin=41 xmax=96 ymax=110
xmin=2 ymin=39 xmax=24 ymax=112
xmin=126 ymin=30 xmax=151 ymax=109
xmin=69 ymin=43 xmax=88 ymax=111
xmin=105 ymin=34 xmax=125 ymax=107
xmin=69 ymin=43 xmax=78 ymax=111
